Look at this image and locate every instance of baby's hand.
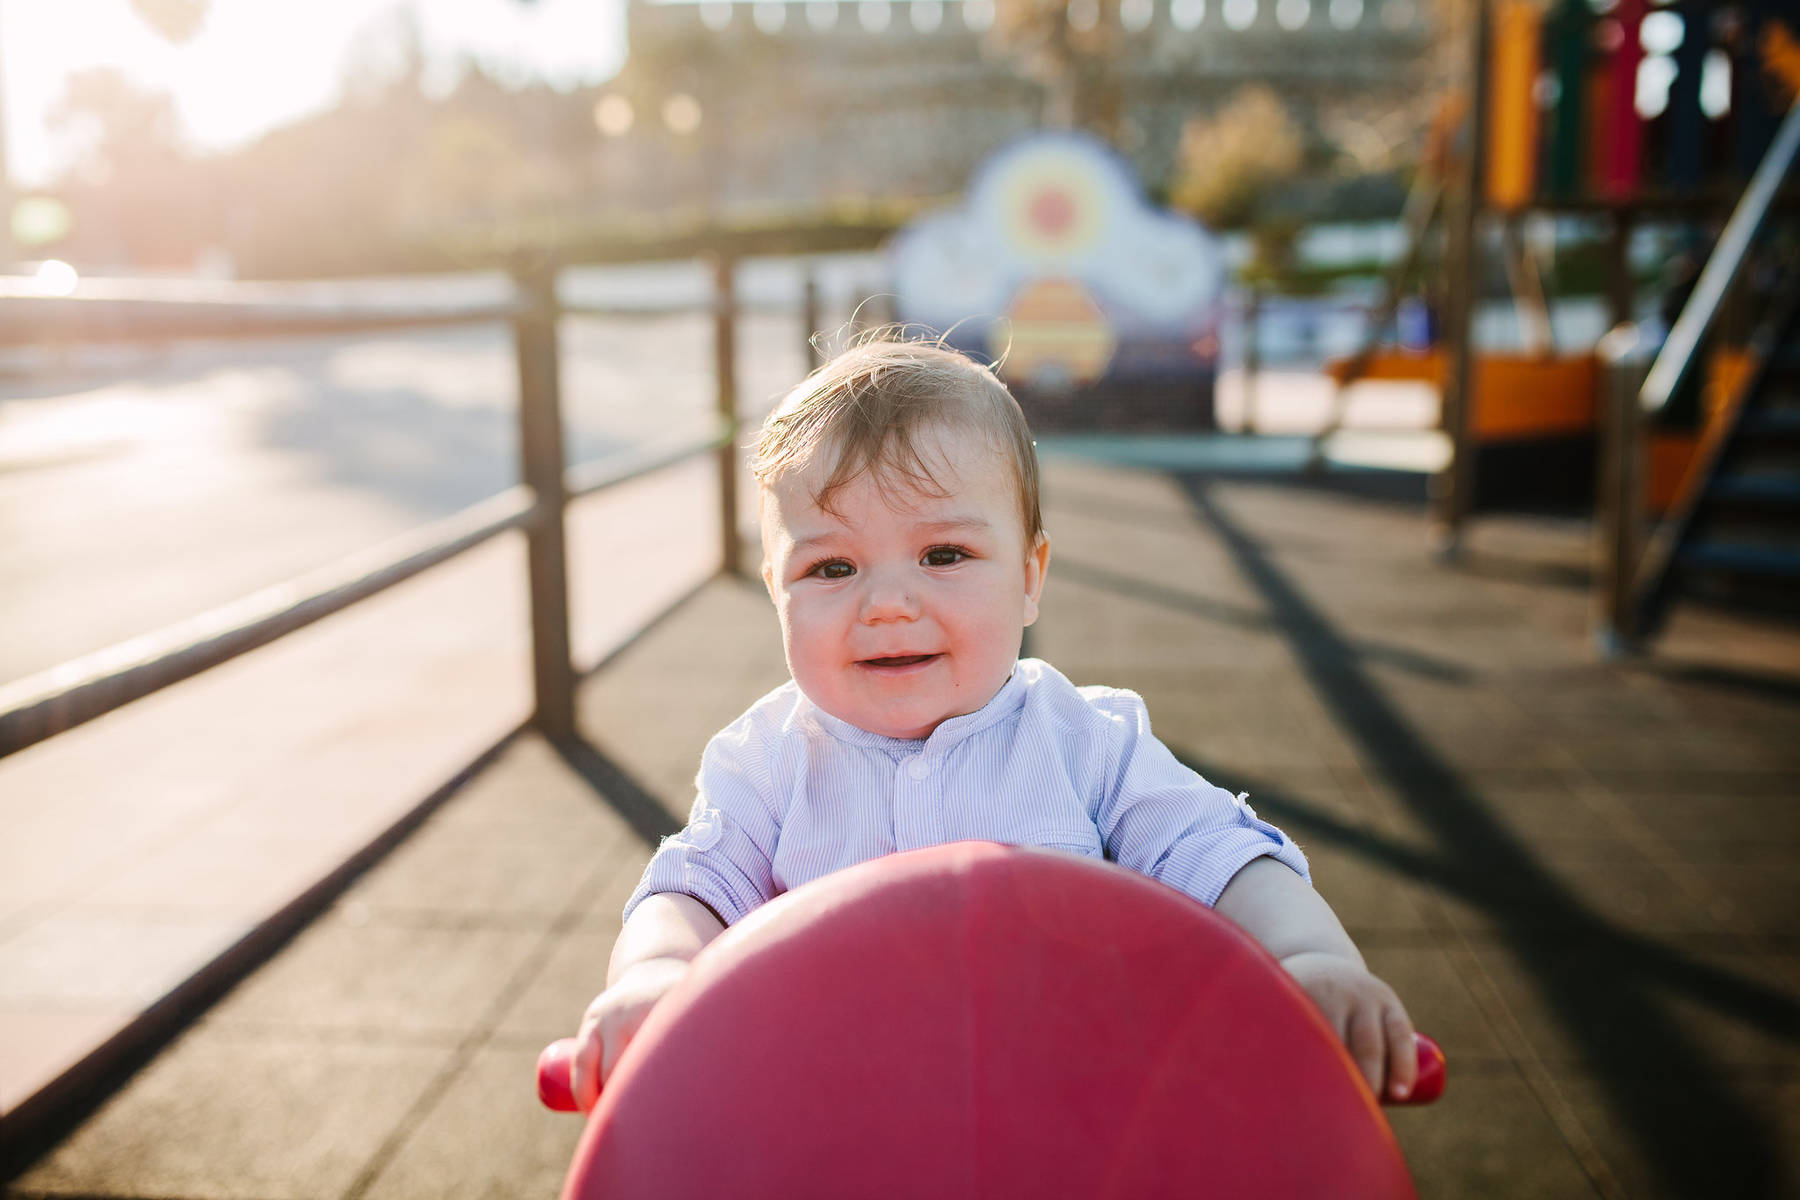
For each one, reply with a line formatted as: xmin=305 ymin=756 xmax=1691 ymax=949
xmin=1279 ymin=951 xmax=1417 ymax=1102
xmin=570 ymin=957 xmax=692 ymax=1111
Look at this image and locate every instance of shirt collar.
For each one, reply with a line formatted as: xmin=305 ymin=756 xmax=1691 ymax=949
xmin=804 ymin=663 xmax=1030 ymax=754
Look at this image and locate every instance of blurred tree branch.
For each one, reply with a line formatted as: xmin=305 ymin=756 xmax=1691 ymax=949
xmin=126 ymin=0 xmax=207 ymax=43
xmin=987 ymin=0 xmax=1125 ymax=139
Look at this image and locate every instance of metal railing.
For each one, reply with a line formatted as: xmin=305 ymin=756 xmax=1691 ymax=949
xmin=1593 ymin=100 xmax=1800 ymax=651
xmin=1639 ymin=102 xmax=1800 ymax=417
xmin=0 ymin=256 xmax=753 ymax=758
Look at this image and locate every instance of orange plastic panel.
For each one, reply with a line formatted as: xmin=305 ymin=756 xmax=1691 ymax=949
xmin=1487 ymin=0 xmax=1543 ymax=210
xmin=1470 ymin=354 xmax=1598 ymax=441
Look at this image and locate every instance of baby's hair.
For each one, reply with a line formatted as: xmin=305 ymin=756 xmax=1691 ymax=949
xmin=751 ymin=334 xmax=1043 ymax=545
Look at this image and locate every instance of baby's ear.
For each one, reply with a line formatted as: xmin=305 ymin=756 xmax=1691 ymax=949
xmin=1022 ymin=531 xmax=1051 ymax=626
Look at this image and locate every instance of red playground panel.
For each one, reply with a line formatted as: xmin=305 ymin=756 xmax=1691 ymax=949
xmin=547 ymin=842 xmax=1442 ymax=1198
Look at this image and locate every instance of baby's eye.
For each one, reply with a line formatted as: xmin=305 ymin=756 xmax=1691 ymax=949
xmin=807 ymin=559 xmax=855 ymax=580
xmin=922 ymin=545 xmax=970 ymax=567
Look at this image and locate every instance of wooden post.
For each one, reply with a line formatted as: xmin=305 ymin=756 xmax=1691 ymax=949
xmin=1606 ymin=207 xmax=1637 ymax=331
xmin=802 ymin=268 xmax=823 ymax=369
xmin=1594 ymin=324 xmax=1647 ymax=656
xmin=510 ymin=257 xmax=576 ymax=740
xmin=1242 ymin=286 xmax=1261 ymax=434
xmin=714 ymin=253 xmax=742 ymax=577
xmin=1434 ymin=0 xmax=1492 ymax=558
xmin=0 ymin=2 xmax=13 ymax=273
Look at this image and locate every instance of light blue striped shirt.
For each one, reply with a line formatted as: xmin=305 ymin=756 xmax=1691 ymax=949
xmin=623 ymin=658 xmax=1309 ymax=926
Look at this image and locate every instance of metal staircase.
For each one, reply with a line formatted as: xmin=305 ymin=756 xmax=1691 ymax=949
xmin=1623 ymin=101 xmax=1800 ymax=641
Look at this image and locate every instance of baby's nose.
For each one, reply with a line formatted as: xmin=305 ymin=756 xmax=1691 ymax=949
xmin=859 ymin=573 xmax=920 ymax=622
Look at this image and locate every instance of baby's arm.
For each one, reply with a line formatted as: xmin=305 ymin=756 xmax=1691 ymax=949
xmin=1214 ymin=857 xmax=1417 ymax=1101
xmin=569 ymin=892 xmax=724 ymax=1111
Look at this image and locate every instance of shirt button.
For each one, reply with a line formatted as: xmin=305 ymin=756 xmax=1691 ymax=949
xmin=905 ymin=755 xmax=930 ymax=781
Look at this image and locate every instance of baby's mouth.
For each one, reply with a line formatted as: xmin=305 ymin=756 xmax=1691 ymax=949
xmin=859 ymin=654 xmax=940 ymax=668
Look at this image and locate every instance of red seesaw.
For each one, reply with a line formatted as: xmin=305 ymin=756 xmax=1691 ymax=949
xmin=537 ymin=841 xmax=1446 ymax=1199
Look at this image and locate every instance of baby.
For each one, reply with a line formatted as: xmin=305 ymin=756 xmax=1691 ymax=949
xmin=570 ymin=339 xmax=1416 ymax=1109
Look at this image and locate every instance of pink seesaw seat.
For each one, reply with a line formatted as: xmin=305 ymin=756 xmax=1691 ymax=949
xmin=550 ymin=841 xmax=1440 ymax=1199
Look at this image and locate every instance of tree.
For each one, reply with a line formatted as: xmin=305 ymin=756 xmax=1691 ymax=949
xmin=986 ymin=0 xmax=1125 ymax=139
xmin=1168 ymin=86 xmax=1305 ymax=232
xmin=47 ymin=67 xmax=205 ymax=266
xmin=126 ymin=0 xmax=207 ymax=43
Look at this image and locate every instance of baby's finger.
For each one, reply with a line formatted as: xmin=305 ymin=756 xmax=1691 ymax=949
xmin=1383 ymin=1003 xmax=1418 ymax=1101
xmin=1346 ymin=1005 xmax=1385 ymax=1094
xmin=570 ymin=1023 xmax=603 ymax=1112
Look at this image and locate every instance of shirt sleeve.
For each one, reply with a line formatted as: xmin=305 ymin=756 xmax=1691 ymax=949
xmin=621 ymin=714 xmax=784 ymax=927
xmin=1089 ymin=689 xmax=1309 ymax=906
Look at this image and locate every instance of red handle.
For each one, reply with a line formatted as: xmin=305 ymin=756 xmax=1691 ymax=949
xmin=537 ymin=1037 xmax=583 ymax=1113
xmin=1399 ymin=1033 xmax=1446 ymax=1105
xmin=536 ymin=1032 xmax=1445 ymax=1114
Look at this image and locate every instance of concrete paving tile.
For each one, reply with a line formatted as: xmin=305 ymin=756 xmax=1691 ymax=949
xmin=575 ymin=579 xmax=788 ymax=810
xmin=0 ymin=766 xmax=223 ymax=926
xmin=1554 ymin=1070 xmax=1800 ymax=1200
xmin=1358 ymin=942 xmax=1509 ymax=1063
xmin=1461 ymin=939 xmax=1800 ymax=1073
xmin=0 ymin=1006 xmax=137 ymax=1116
xmin=10 ymin=1031 xmax=454 ymax=1200
xmin=576 ymin=853 xmax=653 ymax=933
xmin=491 ymin=927 xmax=618 ymax=1044
xmin=74 ymin=812 xmax=383 ymax=917
xmin=492 ymin=853 xmax=650 ymax=1043
xmin=334 ymin=819 xmax=625 ymax=922
xmin=1573 ymin=783 xmax=1800 ymax=858
xmin=1580 ymin=768 xmax=1800 ymax=800
xmin=0 ymin=912 xmax=250 ymax=1007
xmin=1458 ymin=789 xmax=1627 ymax=845
xmin=1386 ymin=1067 xmax=1603 ymax=1200
xmin=1433 ymin=846 xmax=1737 ymax=940
xmin=1548 ymin=731 xmax=1800 ymax=773
xmin=424 ymin=736 xmax=633 ymax=833
xmin=203 ymin=917 xmax=544 ymax=1038
xmin=358 ymin=1042 xmax=583 ymax=1200
xmin=1201 ymin=765 xmax=1381 ymax=832
xmin=1705 ymin=863 xmax=1800 ymax=939
xmin=1299 ymin=844 xmax=1436 ymax=935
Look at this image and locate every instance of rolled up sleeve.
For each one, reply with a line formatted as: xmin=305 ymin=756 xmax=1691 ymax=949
xmin=1091 ymin=691 xmax=1309 ymax=907
xmin=622 ymin=720 xmax=783 ymax=927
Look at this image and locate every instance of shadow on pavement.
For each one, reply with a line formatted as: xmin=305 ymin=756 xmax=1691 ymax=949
xmin=549 ymin=735 xmax=681 ymax=851
xmin=1172 ymin=474 xmax=1795 ymax=1198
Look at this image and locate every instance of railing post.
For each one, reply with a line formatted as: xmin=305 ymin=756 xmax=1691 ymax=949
xmin=511 ymin=257 xmax=576 ymax=739
xmin=1434 ymin=0 xmax=1492 ymax=560
xmin=1594 ymin=323 xmax=1649 ymax=657
xmin=802 ymin=267 xmax=823 ymax=369
xmin=1241 ymin=286 xmax=1261 ymax=434
xmin=714 ymin=252 xmax=743 ymax=576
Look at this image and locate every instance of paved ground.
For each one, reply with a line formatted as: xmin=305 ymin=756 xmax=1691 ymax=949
xmin=6 ymin=451 xmax=1799 ymax=1199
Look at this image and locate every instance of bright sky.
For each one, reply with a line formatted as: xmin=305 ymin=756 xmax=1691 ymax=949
xmin=0 ymin=0 xmax=629 ymax=187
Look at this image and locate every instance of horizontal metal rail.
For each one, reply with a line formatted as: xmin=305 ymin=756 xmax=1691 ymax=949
xmin=0 ymin=250 xmax=768 ymax=761
xmin=566 ymin=422 xmax=736 ymax=501
xmin=0 ymin=423 xmax=733 ymax=759
xmin=560 ymin=299 xmax=803 ymax=322
xmin=0 ymin=282 xmax=818 ymax=347
xmin=0 ymin=487 xmax=535 ymax=757
xmin=0 ymin=282 xmax=524 ymax=346
xmin=1641 ymin=100 xmax=1800 ymax=414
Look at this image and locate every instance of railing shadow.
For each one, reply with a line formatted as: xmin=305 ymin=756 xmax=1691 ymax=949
xmin=1173 ymin=473 xmax=1794 ymax=1196
xmin=1051 ymin=554 xmax=1473 ymax=686
xmin=549 ymin=733 xmax=683 ymax=850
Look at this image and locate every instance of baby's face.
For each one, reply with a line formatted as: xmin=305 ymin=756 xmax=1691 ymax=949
xmin=760 ymin=427 xmax=1049 ymax=740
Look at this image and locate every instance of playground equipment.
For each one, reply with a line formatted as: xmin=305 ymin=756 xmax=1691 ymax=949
xmin=536 ymin=842 xmax=1445 ymax=1199
xmin=1314 ymin=0 xmax=1798 ymax=561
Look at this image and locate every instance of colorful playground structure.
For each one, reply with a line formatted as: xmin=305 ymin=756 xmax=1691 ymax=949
xmin=1313 ymin=0 xmax=1796 ymax=646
